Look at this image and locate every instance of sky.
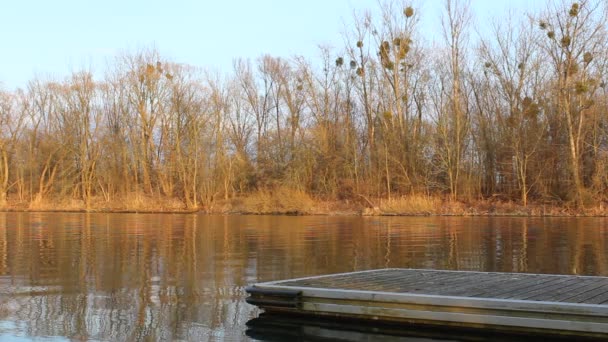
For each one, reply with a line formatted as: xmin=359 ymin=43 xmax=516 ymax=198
xmin=0 ymin=0 xmax=543 ymax=90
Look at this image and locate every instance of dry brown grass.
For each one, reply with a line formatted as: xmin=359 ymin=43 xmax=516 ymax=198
xmin=105 ymin=193 xmax=186 ymax=211
xmin=19 ymin=193 xmax=187 ymax=212
xmin=239 ymin=187 xmax=315 ymax=214
xmin=4 ymin=190 xmax=608 ymax=216
xmin=27 ymin=197 xmax=85 ymax=211
xmin=379 ymin=195 xmax=442 ymax=215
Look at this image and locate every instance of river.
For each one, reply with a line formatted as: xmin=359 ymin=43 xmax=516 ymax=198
xmin=0 ymin=213 xmax=606 ymax=341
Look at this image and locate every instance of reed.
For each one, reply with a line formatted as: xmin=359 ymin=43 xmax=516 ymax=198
xmin=240 ymin=187 xmax=315 ymax=214
xmin=379 ymin=195 xmax=442 ymax=215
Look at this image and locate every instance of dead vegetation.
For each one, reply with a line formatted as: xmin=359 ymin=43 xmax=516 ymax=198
xmin=1 ymin=1 xmax=608 ymax=215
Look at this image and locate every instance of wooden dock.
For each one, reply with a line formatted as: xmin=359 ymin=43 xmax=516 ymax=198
xmin=246 ymin=269 xmax=608 ymax=338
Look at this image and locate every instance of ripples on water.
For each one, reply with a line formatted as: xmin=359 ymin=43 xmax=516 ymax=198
xmin=0 ymin=213 xmax=606 ymax=341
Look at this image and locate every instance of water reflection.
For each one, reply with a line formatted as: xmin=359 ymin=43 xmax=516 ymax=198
xmin=245 ymin=313 xmax=556 ymax=342
xmin=0 ymin=213 xmax=605 ymax=341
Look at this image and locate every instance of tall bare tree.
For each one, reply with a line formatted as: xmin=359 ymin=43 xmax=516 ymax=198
xmin=539 ymin=0 xmax=607 ymax=206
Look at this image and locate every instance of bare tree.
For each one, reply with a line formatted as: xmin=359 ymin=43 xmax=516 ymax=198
xmin=476 ymin=14 xmax=549 ymax=205
xmin=432 ymin=0 xmax=472 ymax=200
xmin=539 ymin=0 xmax=607 ymax=206
xmin=0 ymin=90 xmax=24 ymax=205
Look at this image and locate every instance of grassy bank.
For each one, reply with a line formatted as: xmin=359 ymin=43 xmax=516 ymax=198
xmin=1 ymin=189 xmax=607 ymax=216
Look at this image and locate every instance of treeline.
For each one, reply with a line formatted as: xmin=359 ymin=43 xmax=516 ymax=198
xmin=1 ymin=0 xmax=608 ymax=210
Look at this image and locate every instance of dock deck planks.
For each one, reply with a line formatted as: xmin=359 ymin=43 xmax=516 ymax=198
xmin=246 ymin=268 xmax=608 ymax=338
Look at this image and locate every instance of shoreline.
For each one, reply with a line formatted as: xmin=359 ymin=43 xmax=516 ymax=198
xmin=0 ymin=198 xmax=606 ymax=217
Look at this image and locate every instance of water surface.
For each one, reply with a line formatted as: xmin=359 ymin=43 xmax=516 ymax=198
xmin=0 ymin=213 xmax=606 ymax=341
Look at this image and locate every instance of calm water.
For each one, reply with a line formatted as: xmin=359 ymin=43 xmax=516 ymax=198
xmin=0 ymin=213 xmax=606 ymax=341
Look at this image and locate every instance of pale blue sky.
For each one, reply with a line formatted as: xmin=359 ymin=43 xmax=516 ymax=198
xmin=0 ymin=0 xmax=541 ymax=89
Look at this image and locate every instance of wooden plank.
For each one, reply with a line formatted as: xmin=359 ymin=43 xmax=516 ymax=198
xmin=393 ymin=270 xmax=475 ymax=291
xmin=281 ymin=269 xmax=443 ymax=292
xmin=300 ymin=270 xmax=496 ymax=296
xmin=259 ymin=280 xmax=608 ymax=316
xmin=391 ymin=272 xmax=482 ymax=294
xmin=381 ymin=273 xmax=445 ymax=293
xmin=393 ymin=272 xmax=492 ymax=294
xmin=254 ymin=283 xmax=608 ymax=317
xmin=527 ymin=277 xmax=601 ymax=302
xmin=498 ymin=276 xmax=576 ymax=300
xmin=584 ymin=290 xmax=608 ymax=305
xmin=355 ymin=269 xmax=424 ymax=290
xmin=301 ymin=302 xmax=608 ymax=334
xmin=284 ymin=270 xmax=576 ymax=297
xmin=418 ymin=274 xmax=514 ymax=297
xmin=337 ymin=269 xmax=406 ymax=291
xmin=277 ymin=269 xmax=384 ymax=288
xmin=247 ymin=269 xmax=608 ymax=337
xmin=486 ymin=277 xmax=567 ymax=299
xmin=443 ymin=273 xmax=540 ymax=298
xmin=274 ymin=269 xmax=608 ymax=303
xmin=563 ymin=282 xmax=608 ymax=304
xmin=515 ymin=277 xmax=590 ymax=301
xmin=327 ymin=269 xmax=400 ymax=286
xmin=450 ymin=274 xmax=549 ymax=298
xmin=361 ymin=272 xmax=421 ymax=291
xmin=464 ymin=278 xmax=555 ymax=298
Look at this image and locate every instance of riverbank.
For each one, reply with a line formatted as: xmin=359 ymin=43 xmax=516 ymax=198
xmin=187 ymin=190 xmax=608 ymax=217
xmin=1 ymin=192 xmax=607 ymax=216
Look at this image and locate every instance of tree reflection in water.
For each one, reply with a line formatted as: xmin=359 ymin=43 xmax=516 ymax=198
xmin=0 ymin=213 xmax=605 ymax=340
